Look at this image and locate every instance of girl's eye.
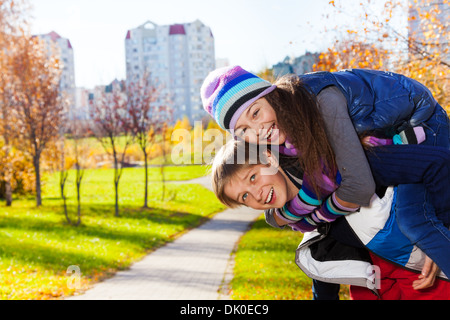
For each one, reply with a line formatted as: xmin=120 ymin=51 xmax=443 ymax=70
xmin=242 ymin=192 xmax=248 ymax=202
xmin=250 ymin=174 xmax=256 ymax=182
xmin=238 ymin=128 xmax=247 ymax=137
xmin=252 ymin=109 xmax=259 ymax=118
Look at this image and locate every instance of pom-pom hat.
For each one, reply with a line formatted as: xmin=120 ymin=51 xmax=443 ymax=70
xmin=201 ymin=66 xmax=276 ymax=131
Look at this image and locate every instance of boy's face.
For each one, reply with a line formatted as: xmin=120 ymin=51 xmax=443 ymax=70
xmin=224 ymin=164 xmax=289 ymax=210
xmin=233 ymin=98 xmax=287 ymax=145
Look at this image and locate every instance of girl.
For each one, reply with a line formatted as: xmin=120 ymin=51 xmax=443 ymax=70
xmin=211 ymin=139 xmax=450 ymax=299
xmin=201 ymin=66 xmax=450 ymax=277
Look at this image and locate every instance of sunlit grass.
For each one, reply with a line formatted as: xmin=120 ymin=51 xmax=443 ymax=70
xmin=0 ymin=165 xmax=223 ymax=300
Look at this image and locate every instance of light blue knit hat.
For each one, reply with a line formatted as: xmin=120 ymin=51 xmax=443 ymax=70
xmin=201 ymin=66 xmax=276 ymax=131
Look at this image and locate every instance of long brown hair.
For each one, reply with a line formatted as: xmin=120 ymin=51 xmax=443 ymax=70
xmin=264 ymin=75 xmax=337 ymax=197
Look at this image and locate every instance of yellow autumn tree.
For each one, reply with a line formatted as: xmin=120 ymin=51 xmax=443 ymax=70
xmin=314 ymin=40 xmax=389 ymax=72
xmin=257 ymin=67 xmax=275 ymax=82
xmin=400 ymin=0 xmax=448 ymax=112
xmin=8 ymin=35 xmax=65 ymax=207
xmin=0 ymin=0 xmax=34 ymax=205
xmin=316 ymin=0 xmax=449 ymax=113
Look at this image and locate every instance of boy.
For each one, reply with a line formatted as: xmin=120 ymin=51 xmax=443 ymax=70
xmin=211 ymin=139 xmax=449 ymax=297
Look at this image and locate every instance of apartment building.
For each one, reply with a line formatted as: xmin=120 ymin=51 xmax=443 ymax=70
xmin=125 ymin=19 xmax=215 ymax=123
xmin=36 ymin=31 xmax=76 ymax=118
xmin=272 ymin=52 xmax=319 ymax=78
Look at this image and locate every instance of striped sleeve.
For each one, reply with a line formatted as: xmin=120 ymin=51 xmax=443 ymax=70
xmin=311 ymin=192 xmax=360 ymax=223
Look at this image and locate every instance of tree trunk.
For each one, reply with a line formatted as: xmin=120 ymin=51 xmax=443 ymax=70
xmin=143 ymin=150 xmax=148 ymax=208
xmin=33 ymin=154 xmax=42 ymax=207
xmin=114 ymin=179 xmax=119 ymax=217
xmin=113 ymin=153 xmax=120 ymax=217
xmin=3 ymin=136 xmax=12 ymax=206
xmin=2 ymin=106 xmax=12 ymax=206
xmin=4 ymin=180 xmax=12 ymax=206
xmin=161 ymin=130 xmax=166 ymax=202
xmin=76 ymin=178 xmax=82 ymax=226
xmin=74 ymin=162 xmax=82 ymax=226
xmin=60 ymin=172 xmax=70 ymax=224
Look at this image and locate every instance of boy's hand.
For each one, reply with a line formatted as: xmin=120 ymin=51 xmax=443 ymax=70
xmin=412 ymin=256 xmax=439 ymax=290
xmin=273 ymin=208 xmax=290 ymax=226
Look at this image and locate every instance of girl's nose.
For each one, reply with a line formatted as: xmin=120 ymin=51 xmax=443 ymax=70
xmin=254 ymin=123 xmax=264 ymax=136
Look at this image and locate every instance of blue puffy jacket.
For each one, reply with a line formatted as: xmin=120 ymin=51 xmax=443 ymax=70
xmin=293 ymin=70 xmax=446 ymax=291
xmin=299 ymin=69 xmax=437 ymax=136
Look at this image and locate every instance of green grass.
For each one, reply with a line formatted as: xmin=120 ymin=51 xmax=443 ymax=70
xmin=43 ymin=165 xmax=210 ymax=206
xmin=231 ymin=216 xmax=350 ymax=300
xmin=0 ymin=165 xmax=224 ymax=300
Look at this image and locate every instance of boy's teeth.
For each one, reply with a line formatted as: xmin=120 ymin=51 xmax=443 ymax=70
xmin=265 ymin=187 xmax=274 ymax=204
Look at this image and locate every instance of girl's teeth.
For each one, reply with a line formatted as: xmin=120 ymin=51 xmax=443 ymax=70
xmin=265 ymin=124 xmax=274 ymax=139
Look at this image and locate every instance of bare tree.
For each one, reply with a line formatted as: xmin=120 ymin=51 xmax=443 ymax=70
xmin=71 ymin=119 xmax=89 ymax=225
xmin=126 ymin=74 xmax=171 ymax=208
xmin=89 ymin=80 xmax=131 ymax=217
xmin=58 ymin=137 xmax=70 ymax=223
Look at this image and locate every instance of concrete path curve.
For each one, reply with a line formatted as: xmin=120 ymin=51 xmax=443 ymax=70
xmin=67 ymin=175 xmax=261 ymax=300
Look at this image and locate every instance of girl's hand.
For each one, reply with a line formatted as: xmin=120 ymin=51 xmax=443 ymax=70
xmin=412 ymin=256 xmax=439 ymax=290
xmin=334 ymin=193 xmax=360 ymax=209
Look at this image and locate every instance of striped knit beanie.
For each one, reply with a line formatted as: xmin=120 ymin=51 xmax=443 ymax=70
xmin=201 ymin=66 xmax=276 ymax=131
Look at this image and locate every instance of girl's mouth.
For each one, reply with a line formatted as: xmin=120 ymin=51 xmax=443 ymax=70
xmin=264 ymin=187 xmax=276 ymax=205
xmin=263 ymin=123 xmax=276 ymax=141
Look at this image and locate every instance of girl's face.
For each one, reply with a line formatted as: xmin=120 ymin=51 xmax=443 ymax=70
xmin=234 ymin=98 xmax=287 ymax=145
xmin=224 ymin=164 xmax=290 ymax=210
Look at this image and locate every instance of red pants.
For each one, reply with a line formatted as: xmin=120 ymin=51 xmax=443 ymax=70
xmin=350 ymin=253 xmax=450 ymax=300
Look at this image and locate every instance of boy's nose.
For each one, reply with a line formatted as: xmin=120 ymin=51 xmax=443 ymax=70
xmin=252 ymin=187 xmax=263 ymax=202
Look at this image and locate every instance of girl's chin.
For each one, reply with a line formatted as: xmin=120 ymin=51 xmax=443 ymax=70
xmin=276 ymin=131 xmax=287 ymax=144
xmin=266 ymin=134 xmax=286 ymax=145
xmin=276 ymin=136 xmax=286 ymax=145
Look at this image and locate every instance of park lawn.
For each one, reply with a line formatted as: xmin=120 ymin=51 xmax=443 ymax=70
xmin=0 ymin=165 xmax=224 ymax=300
xmin=231 ymin=215 xmax=350 ymax=300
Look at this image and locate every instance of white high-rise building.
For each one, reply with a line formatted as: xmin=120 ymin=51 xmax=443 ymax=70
xmin=125 ymin=20 xmax=215 ymax=123
xmin=36 ymin=31 xmax=76 ymax=118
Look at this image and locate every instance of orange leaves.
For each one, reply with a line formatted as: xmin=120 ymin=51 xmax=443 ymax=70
xmin=314 ymin=38 xmax=388 ymax=73
xmin=319 ymin=0 xmax=448 ymax=110
xmin=0 ymin=32 xmax=65 ymax=205
xmin=402 ymin=0 xmax=449 ymax=109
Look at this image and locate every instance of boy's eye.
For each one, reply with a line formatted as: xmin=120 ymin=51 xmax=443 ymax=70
xmin=250 ymin=174 xmax=256 ymax=182
xmin=242 ymin=192 xmax=248 ymax=202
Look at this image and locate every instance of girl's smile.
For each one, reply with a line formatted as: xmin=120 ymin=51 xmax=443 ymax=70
xmin=234 ymin=98 xmax=287 ymax=145
xmin=263 ymin=122 xmax=281 ymax=143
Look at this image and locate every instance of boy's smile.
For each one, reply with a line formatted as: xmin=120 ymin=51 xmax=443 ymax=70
xmin=224 ymin=164 xmax=297 ymax=211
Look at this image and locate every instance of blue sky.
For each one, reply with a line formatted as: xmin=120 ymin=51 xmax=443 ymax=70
xmin=29 ymin=0 xmax=347 ymax=88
